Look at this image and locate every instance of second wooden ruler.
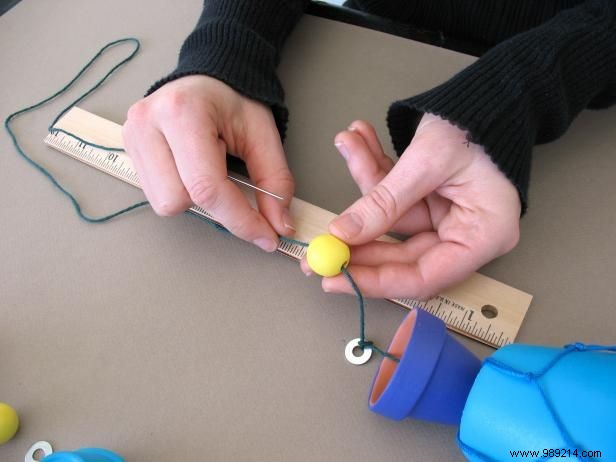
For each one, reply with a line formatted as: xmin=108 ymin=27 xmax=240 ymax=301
xmin=45 ymin=107 xmax=532 ymax=348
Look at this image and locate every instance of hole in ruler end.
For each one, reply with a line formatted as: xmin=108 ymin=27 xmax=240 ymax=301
xmin=481 ymin=305 xmax=498 ymax=319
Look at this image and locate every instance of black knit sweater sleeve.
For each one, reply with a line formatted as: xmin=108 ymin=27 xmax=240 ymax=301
xmin=146 ymin=0 xmax=309 ymax=138
xmin=149 ymin=0 xmax=615 ymax=212
xmin=387 ymin=0 xmax=616 ymax=212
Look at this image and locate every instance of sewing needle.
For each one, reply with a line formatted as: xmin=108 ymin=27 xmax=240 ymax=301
xmin=227 ymin=175 xmax=285 ymax=201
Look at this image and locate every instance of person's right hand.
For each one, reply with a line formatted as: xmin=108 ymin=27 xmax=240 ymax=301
xmin=122 ymin=75 xmax=295 ymax=252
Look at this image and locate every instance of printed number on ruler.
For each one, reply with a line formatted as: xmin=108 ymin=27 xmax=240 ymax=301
xmin=44 ymin=110 xmax=532 ymax=349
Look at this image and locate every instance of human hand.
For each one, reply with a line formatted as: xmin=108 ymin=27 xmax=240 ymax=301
xmin=122 ymin=75 xmax=295 ymax=252
xmin=301 ymin=114 xmax=521 ymax=299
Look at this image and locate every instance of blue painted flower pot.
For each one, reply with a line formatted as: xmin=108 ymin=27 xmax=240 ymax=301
xmin=368 ymin=308 xmax=482 ymax=424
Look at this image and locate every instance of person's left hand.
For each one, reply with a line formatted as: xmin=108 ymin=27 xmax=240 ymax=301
xmin=300 ymin=114 xmax=521 ymax=299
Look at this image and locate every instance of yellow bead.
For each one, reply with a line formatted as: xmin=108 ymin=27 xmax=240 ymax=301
xmin=307 ymin=234 xmax=350 ymax=277
xmin=0 ymin=403 xmax=19 ymax=445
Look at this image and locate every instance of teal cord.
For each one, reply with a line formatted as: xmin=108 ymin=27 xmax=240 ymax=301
xmin=278 ymin=239 xmax=398 ymax=363
xmin=5 ymin=37 xmax=397 ymax=365
xmin=50 ymin=128 xmax=126 ymax=152
xmin=186 ymin=210 xmax=230 ymax=234
xmin=341 ymin=267 xmax=400 ymax=363
xmin=47 ymin=38 xmax=141 ymax=130
xmin=4 ymin=37 xmax=149 ymax=223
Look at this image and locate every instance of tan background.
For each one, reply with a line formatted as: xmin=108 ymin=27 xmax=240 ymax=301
xmin=1 ymin=1 xmax=614 ymax=461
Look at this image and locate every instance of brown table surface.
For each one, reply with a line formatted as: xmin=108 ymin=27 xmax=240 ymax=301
xmin=1 ymin=1 xmax=615 ymax=461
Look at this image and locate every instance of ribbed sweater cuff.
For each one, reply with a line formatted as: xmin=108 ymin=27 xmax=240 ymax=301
xmin=145 ymin=0 xmax=310 ymax=139
xmin=388 ymin=0 xmax=616 ymax=215
xmin=387 ymin=57 xmax=534 ymax=215
xmin=388 ymin=75 xmax=533 ymax=213
xmin=146 ymin=21 xmax=289 ymax=136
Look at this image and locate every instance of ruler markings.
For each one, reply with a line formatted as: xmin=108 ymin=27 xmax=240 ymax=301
xmin=42 ymin=107 xmax=534 ymax=349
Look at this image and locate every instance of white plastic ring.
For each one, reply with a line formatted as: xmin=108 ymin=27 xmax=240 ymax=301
xmin=345 ymin=338 xmax=372 ymax=365
xmin=25 ymin=441 xmax=53 ymax=462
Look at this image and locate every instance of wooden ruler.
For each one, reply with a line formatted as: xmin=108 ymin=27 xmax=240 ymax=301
xmin=44 ymin=107 xmax=532 ymax=348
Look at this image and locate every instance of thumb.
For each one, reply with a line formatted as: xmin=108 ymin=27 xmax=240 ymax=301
xmin=329 ymin=182 xmax=408 ymax=244
xmin=329 ymin=151 xmax=448 ymax=244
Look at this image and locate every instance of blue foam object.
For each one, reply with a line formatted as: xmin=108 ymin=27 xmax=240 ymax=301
xmin=368 ymin=308 xmax=482 ymax=425
xmin=459 ymin=344 xmax=616 ymax=461
xmin=42 ymin=448 xmax=124 ymax=462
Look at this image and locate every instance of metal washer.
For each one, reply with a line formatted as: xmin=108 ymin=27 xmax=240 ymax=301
xmin=345 ymin=338 xmax=372 ymax=365
xmin=25 ymin=441 xmax=53 ymax=462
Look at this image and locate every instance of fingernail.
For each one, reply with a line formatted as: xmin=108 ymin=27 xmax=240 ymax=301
xmin=335 ymin=141 xmax=349 ymax=160
xmin=348 ymin=124 xmax=358 ymax=132
xmin=304 ymin=268 xmax=313 ymax=277
xmin=282 ymin=208 xmax=296 ymax=231
xmin=253 ymin=237 xmax=278 ymax=253
xmin=330 ymin=213 xmax=363 ymax=240
xmin=322 ymin=280 xmax=336 ymax=293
